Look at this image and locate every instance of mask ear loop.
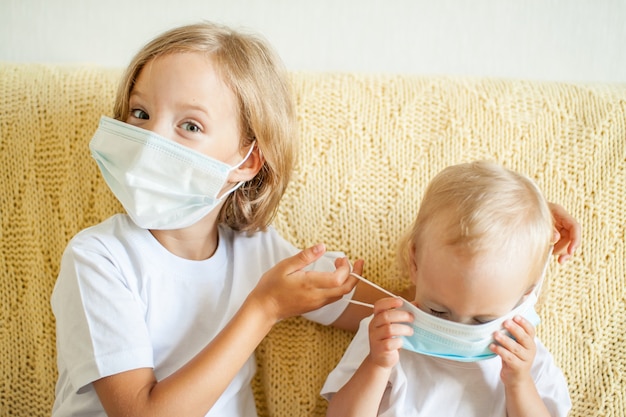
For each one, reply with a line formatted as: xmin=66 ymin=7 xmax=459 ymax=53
xmin=217 ymin=142 xmax=257 ymax=199
xmin=346 ymin=262 xmax=399 ymax=309
xmin=533 ymin=245 xmax=554 ymax=298
xmin=346 ymin=246 xmax=554 ymax=310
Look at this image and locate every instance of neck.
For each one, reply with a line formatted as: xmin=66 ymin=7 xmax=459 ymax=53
xmin=150 ymin=214 xmax=221 ymax=261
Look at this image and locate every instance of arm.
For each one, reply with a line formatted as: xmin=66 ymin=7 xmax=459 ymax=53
xmin=490 ymin=316 xmax=551 ymax=417
xmin=548 ymin=202 xmax=581 ymax=264
xmin=94 ymin=244 xmax=357 ymax=417
xmin=331 ymin=259 xmax=412 ymax=332
xmin=327 ymin=297 xmax=413 ymax=417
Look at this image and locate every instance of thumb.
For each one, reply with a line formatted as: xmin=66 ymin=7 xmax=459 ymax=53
xmin=286 ymin=243 xmax=326 ymax=274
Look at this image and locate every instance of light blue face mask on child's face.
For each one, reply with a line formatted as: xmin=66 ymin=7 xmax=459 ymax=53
xmin=396 ymin=291 xmax=540 ymax=362
xmin=89 ymin=116 xmax=254 ymax=230
xmin=350 ymin=255 xmax=548 ymax=363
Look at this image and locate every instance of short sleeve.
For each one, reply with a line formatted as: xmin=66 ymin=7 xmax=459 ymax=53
xmin=533 ymin=340 xmax=572 ymax=416
xmin=320 ymin=316 xmax=372 ymax=400
xmin=51 ymin=240 xmax=153 ymax=392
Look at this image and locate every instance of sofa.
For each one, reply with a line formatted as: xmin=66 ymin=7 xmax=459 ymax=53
xmin=1 ymin=63 xmax=624 ymax=417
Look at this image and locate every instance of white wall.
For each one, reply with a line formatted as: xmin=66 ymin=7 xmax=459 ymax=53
xmin=1 ymin=0 xmax=625 ymax=83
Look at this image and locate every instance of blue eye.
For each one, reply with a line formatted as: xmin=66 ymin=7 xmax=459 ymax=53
xmin=130 ymin=109 xmax=149 ymax=120
xmin=181 ymin=121 xmax=201 ymax=133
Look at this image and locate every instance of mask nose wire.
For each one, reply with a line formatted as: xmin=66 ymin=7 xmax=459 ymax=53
xmin=346 ymin=261 xmax=399 ymax=309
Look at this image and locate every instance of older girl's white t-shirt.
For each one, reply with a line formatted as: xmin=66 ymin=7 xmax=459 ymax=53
xmin=52 ymin=214 xmax=350 ymax=417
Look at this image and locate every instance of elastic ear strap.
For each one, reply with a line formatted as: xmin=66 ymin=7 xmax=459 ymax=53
xmin=349 ymin=272 xmax=398 ymax=299
xmin=219 ymin=142 xmax=257 ymax=199
xmin=234 ymin=141 xmax=256 ymax=169
xmin=534 ymin=246 xmax=554 ymax=296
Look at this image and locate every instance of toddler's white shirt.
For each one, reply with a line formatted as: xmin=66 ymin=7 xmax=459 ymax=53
xmin=322 ymin=316 xmax=571 ymax=417
xmin=52 ymin=214 xmax=350 ymax=417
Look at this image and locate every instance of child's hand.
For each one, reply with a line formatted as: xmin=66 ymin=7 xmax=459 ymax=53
xmin=249 ymin=244 xmax=358 ymax=322
xmin=367 ymin=297 xmax=413 ymax=369
xmin=490 ymin=315 xmax=537 ymax=387
xmin=548 ymin=202 xmax=581 ymax=264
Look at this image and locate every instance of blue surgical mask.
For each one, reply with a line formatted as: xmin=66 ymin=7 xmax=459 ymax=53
xmin=396 ymin=290 xmax=540 ymax=362
xmin=89 ymin=116 xmax=254 ymax=230
xmin=349 ymin=253 xmax=550 ymax=362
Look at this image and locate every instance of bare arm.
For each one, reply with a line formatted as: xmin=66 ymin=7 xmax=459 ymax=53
xmin=331 ymin=259 xmax=413 ymax=332
xmin=93 ymin=297 xmax=274 ymax=417
xmin=327 ymin=298 xmax=413 ymax=417
xmin=326 ymin=355 xmax=393 ymax=417
xmin=94 ymin=244 xmax=357 ymax=417
xmin=491 ymin=316 xmax=551 ymax=417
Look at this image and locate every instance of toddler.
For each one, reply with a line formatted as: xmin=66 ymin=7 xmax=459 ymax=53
xmin=322 ymin=161 xmax=571 ymax=417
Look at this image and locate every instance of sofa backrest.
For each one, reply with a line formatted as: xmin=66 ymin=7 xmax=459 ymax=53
xmin=1 ymin=64 xmax=625 ymax=417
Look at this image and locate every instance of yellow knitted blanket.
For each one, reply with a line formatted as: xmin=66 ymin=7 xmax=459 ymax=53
xmin=1 ymin=64 xmax=624 ymax=417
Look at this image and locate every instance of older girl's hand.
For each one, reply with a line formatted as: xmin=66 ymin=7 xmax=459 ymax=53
xmin=548 ymin=202 xmax=581 ymax=264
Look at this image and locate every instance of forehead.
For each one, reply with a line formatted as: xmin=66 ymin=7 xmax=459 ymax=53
xmin=133 ymin=53 xmax=235 ymax=103
xmin=130 ymin=53 xmax=242 ymax=136
xmin=416 ymin=239 xmax=536 ymax=316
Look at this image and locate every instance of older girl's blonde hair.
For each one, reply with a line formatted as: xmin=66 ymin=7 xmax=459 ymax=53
xmin=114 ymin=22 xmax=297 ymax=232
xmin=398 ymin=160 xmax=554 ymax=281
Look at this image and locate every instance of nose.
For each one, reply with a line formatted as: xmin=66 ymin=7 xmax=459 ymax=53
xmin=141 ymin=117 xmax=173 ymax=140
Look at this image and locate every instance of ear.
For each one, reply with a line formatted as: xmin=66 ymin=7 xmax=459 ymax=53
xmin=229 ymin=144 xmax=265 ymax=182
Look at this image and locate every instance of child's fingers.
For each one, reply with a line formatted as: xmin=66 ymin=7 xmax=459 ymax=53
xmin=491 ymin=333 xmax=527 ymax=366
xmin=492 ymin=317 xmax=535 ymax=362
xmin=368 ymin=298 xmax=413 ymax=369
xmin=369 ymin=298 xmax=414 ymax=339
xmin=350 ymin=258 xmax=365 ymax=276
xmin=290 ymin=243 xmax=326 ymax=270
xmin=549 ymin=202 xmax=582 ymax=256
xmin=286 ymin=246 xmax=353 ymax=289
xmin=370 ymin=319 xmax=414 ymax=338
xmin=371 ymin=308 xmax=413 ymax=329
xmin=373 ymin=296 xmax=404 ymax=313
xmin=335 ymin=258 xmax=365 ymax=275
xmin=504 ymin=316 xmax=535 ymax=350
xmin=375 ymin=334 xmax=405 ymax=352
xmin=296 ymin=256 xmax=357 ymax=296
xmin=257 ymin=250 xmax=358 ymax=320
xmin=511 ymin=315 xmax=536 ymax=338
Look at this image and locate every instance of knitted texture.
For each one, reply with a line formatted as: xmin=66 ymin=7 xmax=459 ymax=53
xmin=0 ymin=64 xmax=624 ymax=417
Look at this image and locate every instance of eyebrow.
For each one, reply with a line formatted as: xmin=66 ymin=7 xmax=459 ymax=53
xmin=128 ymin=91 xmax=213 ymax=118
xmin=128 ymin=90 xmax=145 ymax=103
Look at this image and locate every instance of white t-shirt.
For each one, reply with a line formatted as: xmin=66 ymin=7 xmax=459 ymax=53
xmin=322 ymin=316 xmax=571 ymax=417
xmin=51 ymin=214 xmax=351 ymax=417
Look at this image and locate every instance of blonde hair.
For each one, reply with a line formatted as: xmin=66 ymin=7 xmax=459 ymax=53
xmin=113 ymin=22 xmax=297 ymax=232
xmin=399 ymin=160 xmax=553 ymax=280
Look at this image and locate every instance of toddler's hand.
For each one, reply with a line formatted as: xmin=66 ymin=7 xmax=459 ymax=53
xmin=367 ymin=297 xmax=413 ymax=369
xmin=490 ymin=315 xmax=537 ymax=388
xmin=250 ymin=244 xmax=357 ymax=322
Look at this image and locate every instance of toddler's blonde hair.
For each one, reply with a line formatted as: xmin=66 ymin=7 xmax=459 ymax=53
xmin=399 ymin=160 xmax=554 ymax=281
xmin=114 ymin=22 xmax=297 ymax=231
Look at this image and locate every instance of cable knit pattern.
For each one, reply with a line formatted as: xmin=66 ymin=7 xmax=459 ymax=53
xmin=1 ymin=64 xmax=624 ymax=417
